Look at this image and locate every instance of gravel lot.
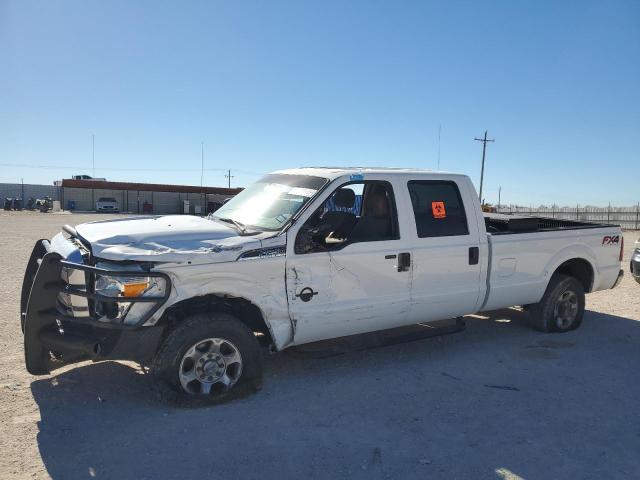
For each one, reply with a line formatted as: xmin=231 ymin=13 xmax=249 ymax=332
xmin=1 ymin=211 xmax=639 ymax=480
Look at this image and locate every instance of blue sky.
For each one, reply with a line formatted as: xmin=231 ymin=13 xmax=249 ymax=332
xmin=1 ymin=0 xmax=639 ymax=206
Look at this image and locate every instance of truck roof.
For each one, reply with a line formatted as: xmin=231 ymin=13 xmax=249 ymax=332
xmin=273 ymin=167 xmax=467 ymax=180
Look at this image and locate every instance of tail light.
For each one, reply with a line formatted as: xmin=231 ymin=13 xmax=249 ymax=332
xmin=620 ymin=236 xmax=624 ymax=262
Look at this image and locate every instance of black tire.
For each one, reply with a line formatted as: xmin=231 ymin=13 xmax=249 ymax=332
xmin=151 ymin=312 xmax=263 ymax=406
xmin=528 ymin=274 xmax=585 ymax=333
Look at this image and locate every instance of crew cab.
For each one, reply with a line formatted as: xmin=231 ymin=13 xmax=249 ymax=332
xmin=21 ymin=168 xmax=624 ymax=404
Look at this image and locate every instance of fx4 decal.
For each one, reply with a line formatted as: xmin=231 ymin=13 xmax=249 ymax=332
xmin=602 ymin=235 xmax=620 ymax=245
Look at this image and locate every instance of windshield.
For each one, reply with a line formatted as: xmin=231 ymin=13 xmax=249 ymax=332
xmin=212 ymin=173 xmax=328 ymax=231
xmin=98 ymin=198 xmax=116 ymax=202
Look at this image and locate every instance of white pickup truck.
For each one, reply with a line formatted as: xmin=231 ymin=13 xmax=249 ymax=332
xmin=21 ymin=168 xmax=624 ymax=404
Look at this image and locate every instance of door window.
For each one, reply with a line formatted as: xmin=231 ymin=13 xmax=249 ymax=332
xmin=408 ymin=180 xmax=469 ymax=237
xmin=295 ymin=181 xmax=399 ymax=254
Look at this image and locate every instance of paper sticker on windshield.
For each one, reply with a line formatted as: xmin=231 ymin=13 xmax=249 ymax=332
xmin=432 ymin=201 xmax=446 ymax=219
xmin=288 ymin=187 xmax=316 ymax=197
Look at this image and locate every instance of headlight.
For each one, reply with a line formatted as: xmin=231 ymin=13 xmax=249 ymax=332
xmin=95 ymin=274 xmax=151 ymax=298
xmin=94 ymin=270 xmax=168 ymax=325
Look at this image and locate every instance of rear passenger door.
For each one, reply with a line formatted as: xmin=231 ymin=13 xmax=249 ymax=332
xmin=404 ymin=178 xmax=483 ymax=323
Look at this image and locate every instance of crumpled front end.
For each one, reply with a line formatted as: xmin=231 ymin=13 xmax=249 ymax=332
xmin=21 ymin=233 xmax=171 ymax=375
xmin=73 ymin=214 xmax=260 ymax=262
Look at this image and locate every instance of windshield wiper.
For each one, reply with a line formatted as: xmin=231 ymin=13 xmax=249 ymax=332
xmin=214 ymin=217 xmax=248 ymax=234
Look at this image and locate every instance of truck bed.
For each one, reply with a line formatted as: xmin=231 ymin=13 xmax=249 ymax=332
xmin=484 ymin=213 xmax=617 ymax=235
xmin=481 ymin=216 xmax=622 ymax=312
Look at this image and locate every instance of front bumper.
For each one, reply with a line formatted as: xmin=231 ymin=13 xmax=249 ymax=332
xmin=21 ymin=239 xmax=171 ymax=375
xmin=631 ymin=249 xmax=640 ymax=284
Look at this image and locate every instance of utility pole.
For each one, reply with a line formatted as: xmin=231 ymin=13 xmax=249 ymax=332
xmin=225 ymin=169 xmax=234 ymax=188
xmin=474 ymin=130 xmax=494 ymax=204
xmin=92 ymin=134 xmax=95 ymax=177
xmin=200 ymin=142 xmax=204 ymax=188
xmin=498 ymin=186 xmax=501 ymax=209
xmin=437 ymin=124 xmax=441 ymax=170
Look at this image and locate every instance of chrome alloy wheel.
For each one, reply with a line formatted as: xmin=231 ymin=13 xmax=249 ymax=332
xmin=554 ymin=290 xmax=579 ymax=330
xmin=179 ymin=338 xmax=243 ymax=395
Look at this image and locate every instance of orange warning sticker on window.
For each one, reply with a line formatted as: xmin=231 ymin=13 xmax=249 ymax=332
xmin=432 ymin=201 xmax=446 ymax=219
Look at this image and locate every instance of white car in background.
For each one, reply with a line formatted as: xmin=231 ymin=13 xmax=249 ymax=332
xmin=95 ymin=197 xmax=119 ymax=213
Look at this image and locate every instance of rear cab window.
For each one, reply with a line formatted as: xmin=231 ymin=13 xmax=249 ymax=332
xmin=407 ymin=180 xmax=469 ymax=237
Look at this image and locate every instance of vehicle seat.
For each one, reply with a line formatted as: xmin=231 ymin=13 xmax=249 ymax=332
xmin=351 ymin=190 xmax=392 ymax=240
xmin=320 ymin=188 xmax=357 ymax=238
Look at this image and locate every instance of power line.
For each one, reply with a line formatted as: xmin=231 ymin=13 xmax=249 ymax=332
xmin=474 ymin=130 xmax=494 ymax=204
xmin=0 ymin=162 xmax=268 ymax=177
xmin=233 ymin=169 xmax=264 ymax=176
xmin=0 ymin=163 xmax=238 ymax=173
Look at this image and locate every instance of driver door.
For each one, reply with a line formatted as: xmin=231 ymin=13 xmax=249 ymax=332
xmin=285 ymin=177 xmax=412 ymax=345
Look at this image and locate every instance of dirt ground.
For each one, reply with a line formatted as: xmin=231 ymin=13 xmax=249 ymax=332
xmin=0 ymin=210 xmax=639 ymax=480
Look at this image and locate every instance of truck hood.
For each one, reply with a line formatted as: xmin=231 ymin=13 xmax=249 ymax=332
xmin=75 ymin=215 xmax=264 ymax=263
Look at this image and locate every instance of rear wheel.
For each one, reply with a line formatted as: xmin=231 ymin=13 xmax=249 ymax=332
xmin=528 ymin=274 xmax=585 ymax=333
xmin=151 ymin=312 xmax=263 ymax=406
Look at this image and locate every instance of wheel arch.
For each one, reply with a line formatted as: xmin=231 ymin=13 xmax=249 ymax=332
xmin=157 ymin=294 xmax=277 ymax=349
xmin=550 ymin=257 xmax=595 ymax=293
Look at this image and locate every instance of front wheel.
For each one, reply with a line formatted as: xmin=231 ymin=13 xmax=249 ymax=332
xmin=528 ymin=274 xmax=585 ymax=333
xmin=151 ymin=312 xmax=263 ymax=406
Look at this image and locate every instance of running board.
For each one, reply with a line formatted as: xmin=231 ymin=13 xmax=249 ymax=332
xmin=289 ymin=317 xmax=466 ymax=359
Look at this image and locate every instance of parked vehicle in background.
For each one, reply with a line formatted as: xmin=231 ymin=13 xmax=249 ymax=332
xmin=35 ymin=197 xmax=52 ymax=213
xmin=72 ymin=175 xmax=107 ymax=181
xmin=2 ymin=198 xmax=23 ymax=210
xmin=21 ymin=168 xmax=624 ymax=405
xmin=631 ymin=238 xmax=640 ymax=284
xmin=96 ymin=197 xmax=119 ymax=213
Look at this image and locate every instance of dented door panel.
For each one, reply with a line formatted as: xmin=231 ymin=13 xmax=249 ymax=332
xmin=286 ymin=241 xmax=411 ymax=345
